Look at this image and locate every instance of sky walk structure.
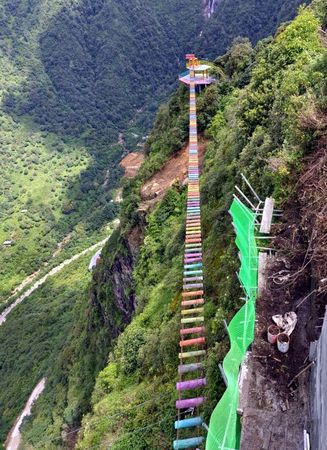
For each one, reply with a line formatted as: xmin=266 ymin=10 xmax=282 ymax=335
xmin=173 ymin=55 xmax=271 ymax=449
xmin=173 ymin=54 xmax=213 ymax=450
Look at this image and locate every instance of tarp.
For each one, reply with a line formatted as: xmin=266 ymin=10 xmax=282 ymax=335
xmin=206 ymin=198 xmax=258 ymax=450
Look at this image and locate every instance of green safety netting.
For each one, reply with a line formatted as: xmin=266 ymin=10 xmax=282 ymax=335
xmin=206 ymin=198 xmax=258 ymax=450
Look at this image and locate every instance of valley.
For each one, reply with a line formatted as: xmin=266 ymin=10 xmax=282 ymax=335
xmin=0 ymin=223 xmax=118 ymax=326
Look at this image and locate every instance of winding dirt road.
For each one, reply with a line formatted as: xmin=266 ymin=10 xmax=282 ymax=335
xmin=5 ymin=378 xmax=46 ymax=450
xmin=0 ymin=232 xmax=115 ymax=327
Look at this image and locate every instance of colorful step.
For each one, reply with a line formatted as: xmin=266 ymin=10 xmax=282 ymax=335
xmin=184 ymin=262 xmax=203 ymax=267
xmin=179 ymin=336 xmax=206 ymax=347
xmin=180 ymin=316 xmax=204 ymax=324
xmin=181 ymin=290 xmax=203 ymax=297
xmin=178 ymin=362 xmax=204 ymax=374
xmin=183 ymin=283 xmax=203 ymax=289
xmin=181 ymin=307 xmax=204 ymax=315
xmin=180 ymin=326 xmax=205 ymax=335
xmin=174 ymin=416 xmax=203 ymax=430
xmin=181 ymin=298 xmax=204 ymax=306
xmin=184 ymin=258 xmax=202 ymax=264
xmin=173 ymin=437 xmax=204 ymax=449
xmin=183 ymin=271 xmax=203 ymax=277
xmin=178 ymin=349 xmax=206 ymax=359
xmin=182 ymin=276 xmax=203 ymax=282
xmin=176 ymin=396 xmax=205 ymax=409
xmin=176 ymin=377 xmax=207 ymax=391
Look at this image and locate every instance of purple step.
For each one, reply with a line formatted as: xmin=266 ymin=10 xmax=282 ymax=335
xmin=176 ymin=396 xmax=205 ymax=409
xmin=184 ymin=257 xmax=202 ymax=263
xmin=176 ymin=377 xmax=206 ymax=391
xmin=182 ymin=276 xmax=203 ymax=282
xmin=183 ymin=283 xmax=203 ymax=289
xmin=184 ymin=258 xmax=202 ymax=263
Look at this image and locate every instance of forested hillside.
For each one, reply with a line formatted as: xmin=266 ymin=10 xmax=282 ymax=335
xmin=68 ymin=3 xmax=326 ymax=449
xmin=198 ymin=0 xmax=308 ymax=57
xmin=0 ymin=0 xmax=204 ymax=299
xmin=0 ymin=0 xmax=318 ymax=449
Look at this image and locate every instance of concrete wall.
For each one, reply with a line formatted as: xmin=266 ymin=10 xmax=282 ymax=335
xmin=310 ymin=309 xmax=327 ymax=450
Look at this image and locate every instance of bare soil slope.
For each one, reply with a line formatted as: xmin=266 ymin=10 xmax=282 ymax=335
xmin=140 ymin=139 xmax=206 ymax=205
xmin=120 ymin=152 xmax=145 ymax=178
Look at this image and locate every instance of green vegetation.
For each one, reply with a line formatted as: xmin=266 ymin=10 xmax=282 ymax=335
xmin=0 ymin=0 xmax=204 ymax=300
xmin=0 ymin=116 xmax=120 ymax=299
xmin=0 ymin=253 xmax=91 ymax=447
xmin=0 ymin=230 xmax=124 ymax=450
xmin=76 ymin=187 xmax=185 ymax=449
xmin=197 ymin=0 xmax=308 ymax=58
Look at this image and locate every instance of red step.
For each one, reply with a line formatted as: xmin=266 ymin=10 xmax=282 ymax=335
xmin=179 ymin=337 xmax=206 ymax=347
xmin=181 ymin=298 xmax=204 ymax=306
xmin=182 ymin=290 xmax=203 ymax=298
xmin=180 ymin=326 xmax=205 ymax=335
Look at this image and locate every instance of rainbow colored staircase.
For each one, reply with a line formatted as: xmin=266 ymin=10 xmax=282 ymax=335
xmin=173 ymin=54 xmax=208 ymax=450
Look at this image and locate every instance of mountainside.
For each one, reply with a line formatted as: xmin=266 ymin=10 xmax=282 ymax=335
xmin=68 ymin=3 xmax=326 ymax=449
xmin=198 ymin=0 xmax=309 ymax=57
xmin=0 ymin=0 xmax=202 ymax=300
xmin=0 ymin=1 xmax=322 ymax=449
xmin=2 ymin=0 xmax=203 ymax=141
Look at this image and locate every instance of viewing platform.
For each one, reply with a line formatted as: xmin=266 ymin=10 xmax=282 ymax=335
xmin=179 ymin=64 xmax=215 ymax=86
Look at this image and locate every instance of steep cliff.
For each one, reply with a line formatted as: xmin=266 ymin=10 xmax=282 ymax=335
xmin=90 ymin=229 xmax=143 ymax=332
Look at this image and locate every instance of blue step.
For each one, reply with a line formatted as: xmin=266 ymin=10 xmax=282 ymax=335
xmin=173 ymin=437 xmax=204 ymax=449
xmin=175 ymin=417 xmax=203 ymax=430
xmin=184 ymin=263 xmax=203 ymax=269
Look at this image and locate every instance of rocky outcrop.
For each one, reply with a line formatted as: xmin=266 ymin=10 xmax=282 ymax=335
xmin=89 ymin=223 xmax=145 ymax=337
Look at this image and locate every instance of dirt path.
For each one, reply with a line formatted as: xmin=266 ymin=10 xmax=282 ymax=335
xmin=5 ymin=378 xmax=46 ymax=450
xmin=0 ymin=225 xmax=118 ymax=327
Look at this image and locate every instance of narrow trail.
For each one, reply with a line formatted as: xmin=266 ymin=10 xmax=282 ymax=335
xmin=0 ymin=229 xmax=116 ymax=326
xmin=5 ymin=378 xmax=46 ymax=450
